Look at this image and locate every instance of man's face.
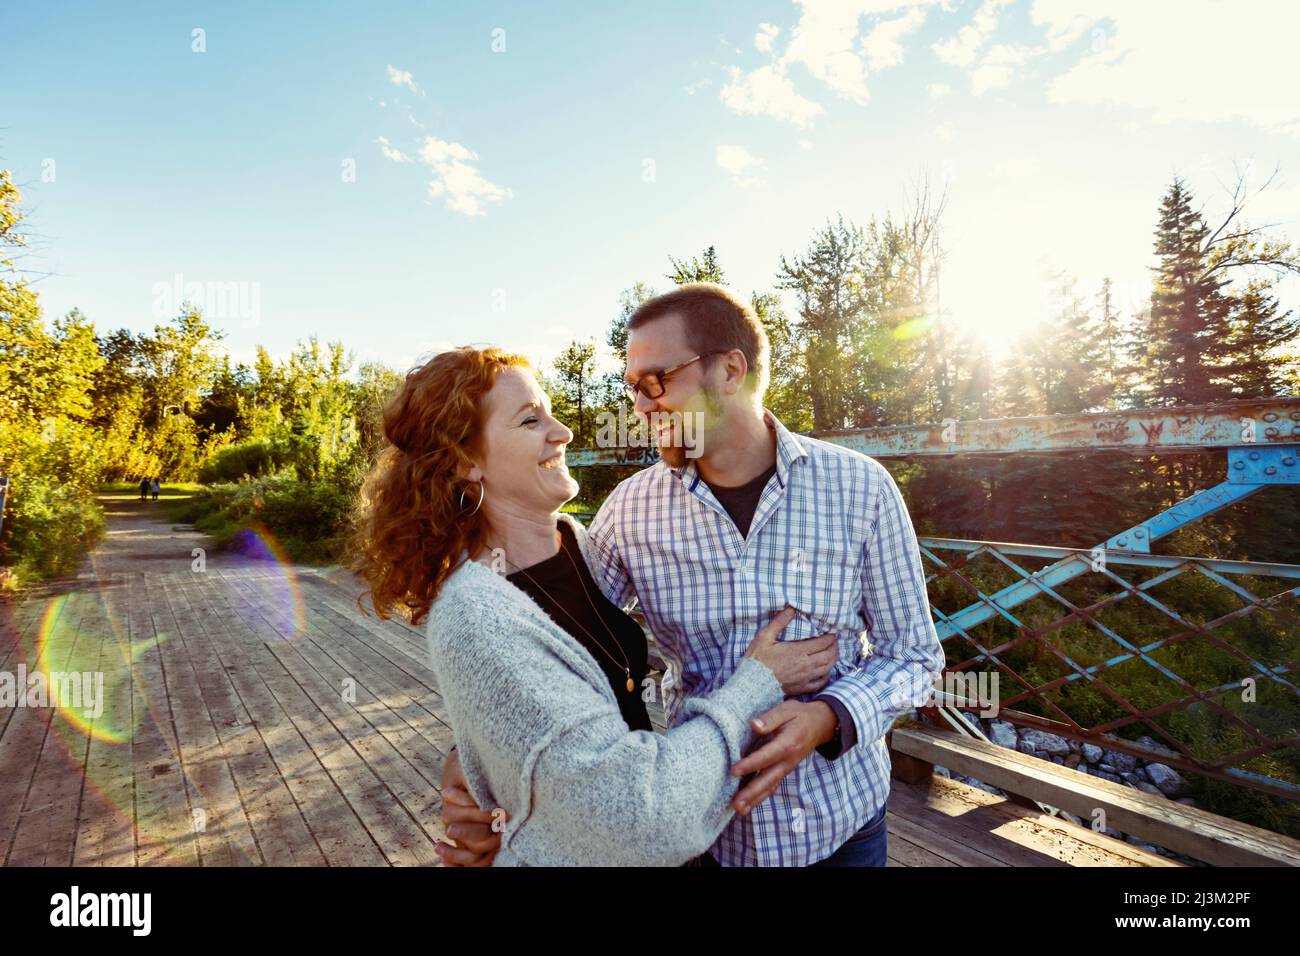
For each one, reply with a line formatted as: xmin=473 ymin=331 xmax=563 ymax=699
xmin=624 ymin=312 xmax=725 ymax=469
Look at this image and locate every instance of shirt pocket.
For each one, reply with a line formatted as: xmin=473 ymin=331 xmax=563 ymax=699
xmin=772 ymin=545 xmax=867 ymax=678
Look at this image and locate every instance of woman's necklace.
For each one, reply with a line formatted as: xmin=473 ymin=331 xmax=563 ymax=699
xmin=502 ymin=531 xmax=635 ymax=693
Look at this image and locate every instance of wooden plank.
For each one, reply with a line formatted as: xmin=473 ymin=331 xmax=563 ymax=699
xmin=893 ymin=726 xmax=1288 ymax=866
xmin=193 ymin=569 xmax=385 ymax=866
xmin=883 ymin=824 xmax=961 ymax=867
xmin=155 ymin=570 xmax=263 ymax=865
xmin=73 ymin=574 xmax=144 ymax=866
xmin=5 ymin=588 xmax=97 ymax=866
xmin=887 ymin=775 xmax=1171 ymax=866
xmin=0 ymin=591 xmax=78 ymax=863
xmin=208 ymin=568 xmax=405 ymax=865
xmin=220 ymin=570 xmax=442 ymax=864
xmin=131 ymin=573 xmax=202 ymax=866
xmin=174 ymin=570 xmax=327 ymax=866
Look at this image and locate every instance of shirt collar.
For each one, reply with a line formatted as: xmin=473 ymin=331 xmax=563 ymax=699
xmin=671 ymin=408 xmax=808 ymax=491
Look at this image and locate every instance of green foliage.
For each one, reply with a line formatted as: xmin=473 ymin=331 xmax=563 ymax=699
xmin=179 ymin=475 xmax=358 ymax=565
xmin=196 ymin=438 xmax=292 ymax=483
xmin=3 ymin=474 xmax=105 ymax=580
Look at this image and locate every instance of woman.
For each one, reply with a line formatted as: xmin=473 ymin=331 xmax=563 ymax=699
xmin=350 ymin=346 xmax=835 ymax=866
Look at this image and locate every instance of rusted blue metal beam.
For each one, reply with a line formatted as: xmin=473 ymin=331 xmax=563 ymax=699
xmin=919 ymin=537 xmax=1300 ymax=581
xmin=566 ymin=397 xmax=1300 ymax=465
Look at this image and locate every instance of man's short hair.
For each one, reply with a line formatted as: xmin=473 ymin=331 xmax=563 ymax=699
xmin=627 ymin=283 xmax=769 ymax=396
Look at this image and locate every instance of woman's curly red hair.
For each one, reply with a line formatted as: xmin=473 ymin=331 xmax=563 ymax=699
xmin=350 ymin=346 xmax=531 ymax=624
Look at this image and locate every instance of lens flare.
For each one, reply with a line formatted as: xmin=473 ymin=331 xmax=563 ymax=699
xmin=226 ymin=523 xmax=308 ymax=641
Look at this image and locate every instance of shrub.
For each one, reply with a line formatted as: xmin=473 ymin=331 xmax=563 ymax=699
xmin=1 ymin=476 xmax=105 ymax=582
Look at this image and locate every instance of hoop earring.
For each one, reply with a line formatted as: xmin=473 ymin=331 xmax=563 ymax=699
xmin=458 ymin=481 xmax=484 ymax=517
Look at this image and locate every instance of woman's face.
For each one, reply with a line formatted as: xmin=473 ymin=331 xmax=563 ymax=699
xmin=469 ymin=366 xmax=578 ymax=518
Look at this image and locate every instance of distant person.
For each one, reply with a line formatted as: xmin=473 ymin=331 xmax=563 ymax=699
xmin=139 ymin=477 xmax=150 ymax=502
xmin=151 ymin=477 xmax=161 ymax=501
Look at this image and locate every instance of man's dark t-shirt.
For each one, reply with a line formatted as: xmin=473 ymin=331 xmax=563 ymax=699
xmin=704 ymin=463 xmax=777 ymax=539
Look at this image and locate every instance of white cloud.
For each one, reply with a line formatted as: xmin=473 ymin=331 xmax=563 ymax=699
xmin=720 ymin=64 xmax=824 ymax=127
xmin=386 ymin=64 xmax=421 ymax=94
xmin=716 ymin=143 xmax=765 ymax=187
xmin=862 ymin=7 xmax=928 ymax=71
xmin=799 ymin=138 xmax=815 ymax=150
xmin=721 ymin=1 xmax=941 ymax=125
xmin=417 ymin=137 xmax=513 ymax=217
xmin=970 ymin=43 xmax=1031 ymax=95
xmin=931 ymin=0 xmax=1013 ymax=68
xmin=927 ymin=82 xmax=951 ymax=99
xmin=933 ymin=123 xmax=956 ymax=142
xmin=376 ymin=136 xmax=412 ymax=163
xmin=1034 ymin=0 xmax=1300 ymax=136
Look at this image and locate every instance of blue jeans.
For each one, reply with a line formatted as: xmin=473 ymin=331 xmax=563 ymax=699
xmin=810 ymin=804 xmax=888 ymax=867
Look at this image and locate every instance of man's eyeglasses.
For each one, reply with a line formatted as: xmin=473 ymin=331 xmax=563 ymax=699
xmin=623 ymin=353 xmax=720 ymax=401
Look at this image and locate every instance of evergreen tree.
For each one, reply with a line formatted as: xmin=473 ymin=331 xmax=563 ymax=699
xmin=1134 ymin=179 xmax=1240 ymax=406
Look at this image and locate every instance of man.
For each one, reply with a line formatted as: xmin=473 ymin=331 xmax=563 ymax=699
xmin=439 ymin=283 xmax=945 ymax=866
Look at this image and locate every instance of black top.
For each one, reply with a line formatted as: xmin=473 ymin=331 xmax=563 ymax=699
xmin=507 ymin=521 xmax=653 ymax=732
xmin=705 ymin=463 xmax=777 ymax=538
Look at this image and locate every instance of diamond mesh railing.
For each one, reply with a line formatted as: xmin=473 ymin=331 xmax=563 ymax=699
xmin=919 ymin=538 xmax=1300 ymax=800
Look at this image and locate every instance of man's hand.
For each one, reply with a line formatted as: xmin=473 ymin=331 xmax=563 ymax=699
xmin=743 ymin=607 xmax=840 ymax=697
xmin=435 ymin=748 xmax=505 ymax=867
xmin=729 ymin=701 xmax=838 ymax=816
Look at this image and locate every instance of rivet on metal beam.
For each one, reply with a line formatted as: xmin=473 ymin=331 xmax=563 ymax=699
xmin=1263 ymin=412 xmax=1279 ymax=422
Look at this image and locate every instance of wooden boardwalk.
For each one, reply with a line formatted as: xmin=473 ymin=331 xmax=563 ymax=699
xmin=0 ymin=496 xmax=1176 ymax=867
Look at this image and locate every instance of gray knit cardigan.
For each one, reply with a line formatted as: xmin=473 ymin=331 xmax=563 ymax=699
xmin=424 ymin=514 xmax=783 ymax=866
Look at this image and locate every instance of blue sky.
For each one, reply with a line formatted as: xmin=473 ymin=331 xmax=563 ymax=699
xmin=6 ymin=0 xmax=1299 ymax=375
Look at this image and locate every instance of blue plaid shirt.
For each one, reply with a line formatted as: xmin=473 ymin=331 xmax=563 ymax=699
xmin=586 ymin=411 xmax=946 ymax=866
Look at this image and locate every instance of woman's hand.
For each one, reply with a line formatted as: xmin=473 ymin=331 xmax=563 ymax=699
xmin=743 ymin=606 xmax=840 ymax=697
xmin=436 ymin=747 xmax=505 ymax=867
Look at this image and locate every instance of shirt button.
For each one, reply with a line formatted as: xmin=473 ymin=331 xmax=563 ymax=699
xmin=738 ymin=562 xmax=749 ymax=575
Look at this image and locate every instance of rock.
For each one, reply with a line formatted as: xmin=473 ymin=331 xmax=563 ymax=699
xmin=1082 ymin=743 xmax=1104 ymax=763
xmin=935 ymin=766 xmax=951 ymax=778
xmin=988 ymin=720 xmax=1018 ymax=749
xmin=1175 ymin=797 xmax=1199 ymax=809
xmin=1125 ymin=835 xmax=1163 ymax=855
xmin=1019 ymin=729 xmax=1071 ymax=755
xmin=1120 ymin=772 xmax=1141 ymax=786
xmin=1034 ymin=750 xmax=1049 ymax=760
xmin=1061 ymin=811 xmax=1084 ymax=826
xmin=1017 ymin=740 xmax=1037 ymax=756
xmin=1064 ymin=753 xmax=1081 ymax=769
xmin=1097 ymin=771 xmax=1122 ymax=783
xmin=1105 ymin=750 xmax=1138 ymax=773
xmin=1136 ymin=782 xmax=1164 ymax=797
xmin=1051 ymin=756 xmax=1064 ymax=764
xmin=1147 ymin=763 xmax=1190 ymax=797
xmin=1098 ymin=764 xmax=1116 ymax=774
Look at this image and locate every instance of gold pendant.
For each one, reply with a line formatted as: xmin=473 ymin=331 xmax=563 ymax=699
xmin=626 ymin=677 xmax=635 ymax=693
